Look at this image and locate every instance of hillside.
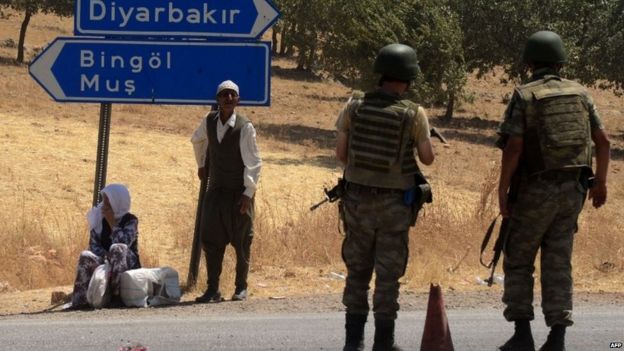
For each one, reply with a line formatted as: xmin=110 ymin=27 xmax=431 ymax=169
xmin=0 ymin=11 xmax=622 ymax=315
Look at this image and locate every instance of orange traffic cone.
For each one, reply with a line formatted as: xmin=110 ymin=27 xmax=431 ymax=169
xmin=420 ymin=283 xmax=455 ymax=351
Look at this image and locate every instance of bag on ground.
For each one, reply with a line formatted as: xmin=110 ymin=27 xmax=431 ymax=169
xmin=119 ymin=267 xmax=181 ymax=307
xmin=86 ymin=263 xmax=112 ymax=308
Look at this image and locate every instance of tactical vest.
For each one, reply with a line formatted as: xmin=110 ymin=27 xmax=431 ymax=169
xmin=206 ymin=112 xmax=249 ymax=190
xmin=516 ymin=76 xmax=592 ymax=175
xmin=345 ymin=91 xmax=420 ymax=189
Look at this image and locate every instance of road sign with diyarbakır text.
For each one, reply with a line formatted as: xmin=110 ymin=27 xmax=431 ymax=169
xmin=75 ymin=0 xmax=280 ymax=39
xmin=29 ymin=37 xmax=271 ymax=105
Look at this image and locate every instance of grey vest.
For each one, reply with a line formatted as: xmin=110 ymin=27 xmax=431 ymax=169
xmin=206 ymin=112 xmax=250 ymax=190
xmin=345 ymin=91 xmax=420 ymax=189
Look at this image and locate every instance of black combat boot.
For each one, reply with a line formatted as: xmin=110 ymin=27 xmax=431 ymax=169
xmin=499 ymin=319 xmax=535 ymax=351
xmin=539 ymin=325 xmax=566 ymax=351
xmin=343 ymin=313 xmax=367 ymax=351
xmin=372 ymin=319 xmax=403 ymax=351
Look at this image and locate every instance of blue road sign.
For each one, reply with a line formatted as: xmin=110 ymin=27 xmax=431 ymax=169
xmin=29 ymin=37 xmax=271 ymax=105
xmin=75 ymin=0 xmax=280 ymax=39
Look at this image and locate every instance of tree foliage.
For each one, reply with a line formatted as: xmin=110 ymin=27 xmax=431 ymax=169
xmin=452 ymin=0 xmax=624 ymax=92
xmin=274 ymin=0 xmax=624 ymax=117
xmin=275 ymin=0 xmax=466 ymax=115
xmin=579 ymin=0 xmax=624 ymax=91
xmin=0 ymin=0 xmax=73 ymax=62
xmin=398 ymin=0 xmax=466 ymax=117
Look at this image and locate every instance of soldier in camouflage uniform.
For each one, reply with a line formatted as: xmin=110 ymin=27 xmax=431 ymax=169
xmin=497 ymin=31 xmax=611 ymax=351
xmin=335 ymin=43 xmax=435 ymax=351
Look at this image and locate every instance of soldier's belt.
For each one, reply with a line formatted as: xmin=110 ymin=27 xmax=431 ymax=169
xmin=344 ymin=182 xmax=403 ymax=195
xmin=531 ymin=169 xmax=581 ymax=182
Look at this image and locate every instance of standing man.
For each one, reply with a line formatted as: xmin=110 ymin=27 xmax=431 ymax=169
xmin=497 ymin=31 xmax=610 ymax=351
xmin=335 ymin=43 xmax=435 ymax=351
xmin=191 ymin=80 xmax=262 ymax=303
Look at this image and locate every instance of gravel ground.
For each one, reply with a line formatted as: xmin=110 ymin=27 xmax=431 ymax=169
xmin=2 ymin=289 xmax=623 ymax=321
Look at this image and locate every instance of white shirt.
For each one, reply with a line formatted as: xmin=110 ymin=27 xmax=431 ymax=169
xmin=191 ymin=112 xmax=262 ymax=198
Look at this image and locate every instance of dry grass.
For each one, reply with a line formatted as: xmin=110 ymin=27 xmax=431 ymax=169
xmin=0 ymin=11 xmax=622 ymax=301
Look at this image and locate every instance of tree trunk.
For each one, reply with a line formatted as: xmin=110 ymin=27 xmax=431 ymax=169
xmin=17 ymin=10 xmax=31 ymax=63
xmin=305 ymin=40 xmax=317 ymax=71
xmin=279 ymin=30 xmax=286 ymax=55
xmin=280 ymin=22 xmax=295 ymax=56
xmin=296 ymin=51 xmax=305 ymax=70
xmin=279 ymin=24 xmax=287 ymax=55
xmin=443 ymin=92 xmax=455 ymax=122
xmin=271 ymin=27 xmax=279 ymax=55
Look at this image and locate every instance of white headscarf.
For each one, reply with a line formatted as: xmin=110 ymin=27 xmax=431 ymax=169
xmin=86 ymin=183 xmax=132 ymax=233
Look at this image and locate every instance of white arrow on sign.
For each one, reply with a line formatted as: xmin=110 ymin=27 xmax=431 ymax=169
xmin=250 ymin=0 xmax=280 ymax=38
xmin=29 ymin=41 xmax=66 ymax=100
xmin=75 ymin=0 xmax=281 ymax=39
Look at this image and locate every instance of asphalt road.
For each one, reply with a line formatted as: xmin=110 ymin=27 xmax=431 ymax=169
xmin=0 ymin=306 xmax=622 ymax=350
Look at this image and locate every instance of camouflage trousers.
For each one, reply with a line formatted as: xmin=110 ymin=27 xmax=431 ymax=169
xmin=340 ymin=187 xmax=411 ymax=320
xmin=503 ymin=175 xmax=586 ymax=327
xmin=71 ymin=243 xmax=138 ymax=307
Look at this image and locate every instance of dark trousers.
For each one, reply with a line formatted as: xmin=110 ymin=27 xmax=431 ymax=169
xmin=201 ymin=187 xmax=254 ymax=292
xmin=204 ymin=235 xmax=253 ymax=291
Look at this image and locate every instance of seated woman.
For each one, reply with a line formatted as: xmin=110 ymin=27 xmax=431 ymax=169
xmin=70 ymin=183 xmax=141 ymax=309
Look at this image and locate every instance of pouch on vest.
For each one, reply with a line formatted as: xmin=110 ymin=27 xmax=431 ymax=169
xmin=403 ymin=183 xmax=432 ymax=207
xmin=345 ymin=92 xmax=420 ymax=190
xmin=523 ymin=87 xmax=592 ymax=175
xmin=404 ymin=173 xmax=432 ymax=226
xmin=534 ymin=91 xmax=587 ymax=148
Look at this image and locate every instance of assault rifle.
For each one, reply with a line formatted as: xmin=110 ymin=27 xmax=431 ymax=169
xmin=430 ymin=127 xmax=448 ymax=144
xmin=310 ymin=129 xmax=444 ymax=212
xmin=310 ymin=179 xmax=345 ymax=211
xmin=479 ymin=169 xmax=521 ymax=286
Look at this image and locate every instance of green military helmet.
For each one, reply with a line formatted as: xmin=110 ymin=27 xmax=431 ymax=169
xmin=373 ymin=43 xmax=420 ymax=81
xmin=523 ymin=30 xmax=568 ymax=64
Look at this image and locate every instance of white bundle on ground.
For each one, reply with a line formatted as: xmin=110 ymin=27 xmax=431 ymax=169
xmin=119 ymin=267 xmax=181 ymax=307
xmin=86 ymin=263 xmax=111 ymax=308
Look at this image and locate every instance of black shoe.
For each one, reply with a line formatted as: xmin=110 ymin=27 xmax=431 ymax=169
xmin=539 ymin=325 xmax=566 ymax=351
xmin=372 ymin=319 xmax=403 ymax=351
xmin=195 ymin=290 xmax=223 ymax=303
xmin=499 ymin=320 xmax=535 ymax=351
xmin=343 ymin=313 xmax=367 ymax=351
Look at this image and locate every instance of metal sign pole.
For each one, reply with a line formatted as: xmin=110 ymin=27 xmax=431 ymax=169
xmin=187 ymin=104 xmax=216 ymax=289
xmin=92 ymin=103 xmax=112 ymax=207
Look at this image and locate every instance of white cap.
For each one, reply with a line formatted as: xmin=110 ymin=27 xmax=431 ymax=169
xmin=216 ymin=80 xmax=239 ymax=96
